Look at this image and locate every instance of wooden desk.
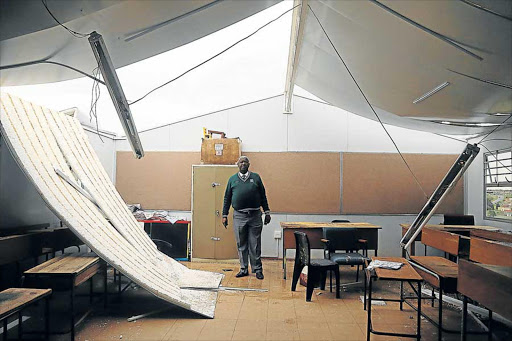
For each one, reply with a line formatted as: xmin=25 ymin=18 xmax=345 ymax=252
xmin=400 ymin=224 xmax=501 ymax=256
xmin=0 ymin=288 xmax=52 ymax=341
xmin=24 ymin=254 xmax=104 ymax=340
xmin=365 ymin=257 xmax=423 ymax=340
xmin=138 ymin=220 xmax=191 ymax=260
xmin=458 ymin=259 xmax=512 ymax=340
xmin=280 ymin=222 xmax=381 ymax=279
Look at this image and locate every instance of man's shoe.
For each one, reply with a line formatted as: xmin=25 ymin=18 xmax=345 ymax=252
xmin=256 ymin=272 xmax=264 ymax=280
xmin=235 ymin=270 xmax=249 ymax=278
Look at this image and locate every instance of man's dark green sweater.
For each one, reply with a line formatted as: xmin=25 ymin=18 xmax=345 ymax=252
xmin=222 ymin=172 xmax=270 ymax=216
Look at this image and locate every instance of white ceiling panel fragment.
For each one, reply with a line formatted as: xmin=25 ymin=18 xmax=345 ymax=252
xmin=0 ymin=93 xmax=223 ymax=318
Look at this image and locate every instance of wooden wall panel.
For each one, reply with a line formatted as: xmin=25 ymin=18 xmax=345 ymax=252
xmin=116 ymin=152 xmax=200 ymax=210
xmin=342 ymin=153 xmax=463 ymax=214
xmin=245 ymin=152 xmax=341 ymax=214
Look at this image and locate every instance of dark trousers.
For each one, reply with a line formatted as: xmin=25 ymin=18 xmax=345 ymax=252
xmin=233 ymin=210 xmax=263 ymax=273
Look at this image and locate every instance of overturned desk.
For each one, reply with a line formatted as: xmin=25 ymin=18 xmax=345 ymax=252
xmin=280 ymin=222 xmax=381 ymax=279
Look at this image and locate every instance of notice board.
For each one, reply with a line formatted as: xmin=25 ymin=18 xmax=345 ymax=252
xmin=341 ymin=153 xmax=463 ymax=214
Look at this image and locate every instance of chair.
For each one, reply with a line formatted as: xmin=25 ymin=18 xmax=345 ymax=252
xmin=321 ymin=227 xmax=368 ymax=283
xmin=291 ymin=232 xmax=340 ymax=301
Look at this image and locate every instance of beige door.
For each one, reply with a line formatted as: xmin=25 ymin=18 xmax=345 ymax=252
xmin=192 ymin=165 xmax=238 ymax=259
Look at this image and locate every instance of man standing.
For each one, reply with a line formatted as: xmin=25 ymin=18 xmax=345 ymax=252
xmin=222 ymin=156 xmax=271 ymax=280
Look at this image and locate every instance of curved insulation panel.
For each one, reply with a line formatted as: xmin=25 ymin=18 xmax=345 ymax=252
xmin=0 ymin=93 xmax=223 ymax=318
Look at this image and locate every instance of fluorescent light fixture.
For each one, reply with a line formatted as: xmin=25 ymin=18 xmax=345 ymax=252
xmin=413 ymin=82 xmax=450 ymax=104
xmin=88 ymin=31 xmax=144 ymax=159
xmin=436 ymin=121 xmax=503 ymax=127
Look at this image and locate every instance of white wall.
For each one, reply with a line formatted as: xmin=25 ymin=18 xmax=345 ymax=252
xmin=467 ymin=127 xmax=512 ymax=231
xmin=117 ymin=95 xmax=468 ymax=257
xmin=0 ymin=127 xmax=117 ymax=229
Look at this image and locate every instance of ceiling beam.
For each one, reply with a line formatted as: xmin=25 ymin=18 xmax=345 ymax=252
xmin=283 ymin=0 xmax=308 ymax=114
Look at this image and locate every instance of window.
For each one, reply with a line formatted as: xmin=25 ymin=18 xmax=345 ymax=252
xmin=484 ymin=148 xmax=512 ymax=222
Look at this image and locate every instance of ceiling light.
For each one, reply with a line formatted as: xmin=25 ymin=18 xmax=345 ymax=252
xmin=88 ymin=31 xmax=144 ymax=159
xmin=413 ymin=82 xmax=450 ymax=104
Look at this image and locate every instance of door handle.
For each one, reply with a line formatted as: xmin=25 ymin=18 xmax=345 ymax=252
xmin=215 ymin=210 xmax=220 ymax=216
xmin=212 ymin=182 xmax=220 ymax=187
xmin=211 ymin=237 xmax=221 ymax=241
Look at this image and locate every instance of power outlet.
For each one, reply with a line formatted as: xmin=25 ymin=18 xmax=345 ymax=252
xmin=273 ymin=230 xmax=282 ymax=239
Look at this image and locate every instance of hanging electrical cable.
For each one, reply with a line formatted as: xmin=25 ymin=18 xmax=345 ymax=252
xmin=128 ymin=3 xmax=300 ymax=106
xmin=88 ymin=66 xmax=104 ymax=142
xmin=41 ymin=0 xmax=90 ymax=38
xmin=478 ymin=115 xmax=512 ymax=144
xmin=0 ymin=60 xmax=105 ymax=85
xmin=308 ymin=4 xmax=429 ymax=199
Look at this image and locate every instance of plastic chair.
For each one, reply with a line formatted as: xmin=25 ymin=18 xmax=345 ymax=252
xmin=291 ymin=231 xmax=340 ymax=301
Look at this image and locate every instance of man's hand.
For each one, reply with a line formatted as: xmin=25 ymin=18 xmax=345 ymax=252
xmin=264 ymin=214 xmax=271 ymax=225
xmin=222 ymin=217 xmax=228 ymax=228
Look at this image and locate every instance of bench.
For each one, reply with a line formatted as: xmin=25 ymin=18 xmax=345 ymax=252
xmin=23 ymin=253 xmax=106 ymax=340
xmin=0 ymin=288 xmax=51 ymax=341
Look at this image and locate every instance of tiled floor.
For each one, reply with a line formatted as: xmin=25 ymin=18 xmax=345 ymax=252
xmin=11 ymin=259 xmax=509 ymax=340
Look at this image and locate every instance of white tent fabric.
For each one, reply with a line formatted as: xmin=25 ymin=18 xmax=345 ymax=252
xmin=0 ymin=93 xmax=223 ymax=318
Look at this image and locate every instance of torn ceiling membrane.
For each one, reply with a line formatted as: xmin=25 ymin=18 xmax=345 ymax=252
xmin=0 ymin=93 xmax=223 ymax=318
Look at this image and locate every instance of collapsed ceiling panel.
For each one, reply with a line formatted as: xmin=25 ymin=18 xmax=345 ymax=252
xmin=285 ymin=0 xmax=512 ymax=135
xmin=0 ymin=92 xmax=223 ymax=318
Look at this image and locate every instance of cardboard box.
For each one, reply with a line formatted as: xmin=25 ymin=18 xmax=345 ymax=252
xmin=200 ymin=138 xmax=241 ymax=165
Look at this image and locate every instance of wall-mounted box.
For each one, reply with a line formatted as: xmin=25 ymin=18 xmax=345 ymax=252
xmin=200 ymin=138 xmax=241 ymax=165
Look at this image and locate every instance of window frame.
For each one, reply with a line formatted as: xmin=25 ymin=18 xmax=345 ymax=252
xmin=483 ymin=147 xmax=512 ymax=223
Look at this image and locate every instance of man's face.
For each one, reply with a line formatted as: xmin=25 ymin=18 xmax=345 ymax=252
xmin=238 ymin=158 xmax=250 ymax=174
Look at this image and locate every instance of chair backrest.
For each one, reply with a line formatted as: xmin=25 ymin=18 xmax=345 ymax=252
xmin=443 ymin=214 xmax=475 ymax=225
xmin=331 ymin=219 xmax=350 ymax=223
xmin=323 ymin=227 xmax=359 ymax=251
xmin=294 ymin=231 xmax=311 ymax=266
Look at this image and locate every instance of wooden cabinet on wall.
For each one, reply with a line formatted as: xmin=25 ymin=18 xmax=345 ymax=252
xmin=191 ymin=165 xmax=238 ymax=260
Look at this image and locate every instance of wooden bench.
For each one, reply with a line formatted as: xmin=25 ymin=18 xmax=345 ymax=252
xmin=0 ymin=288 xmax=51 ymax=341
xmin=23 ymin=253 xmax=106 ymax=340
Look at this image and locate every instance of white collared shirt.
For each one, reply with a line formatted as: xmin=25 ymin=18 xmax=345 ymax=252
xmin=238 ymin=171 xmax=251 ymax=182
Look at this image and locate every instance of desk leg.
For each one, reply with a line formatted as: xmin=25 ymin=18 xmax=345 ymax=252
xmin=283 ymin=249 xmax=287 ymax=280
xmin=104 ymin=264 xmax=108 ymax=308
xmin=45 ymin=296 xmax=49 ymax=341
xmin=18 ymin=311 xmax=22 ymax=340
xmin=70 ymin=279 xmax=75 ymax=341
xmin=417 ymin=281 xmax=421 ymax=341
xmin=488 ymin=310 xmax=492 ymax=341
xmin=89 ymin=277 xmax=93 ymax=303
xmin=399 ymin=281 xmax=403 ymax=311
xmin=461 ymin=296 xmax=468 ymax=341
xmin=438 ymin=288 xmax=443 ymax=341
xmin=367 ymin=276 xmax=373 ymax=341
